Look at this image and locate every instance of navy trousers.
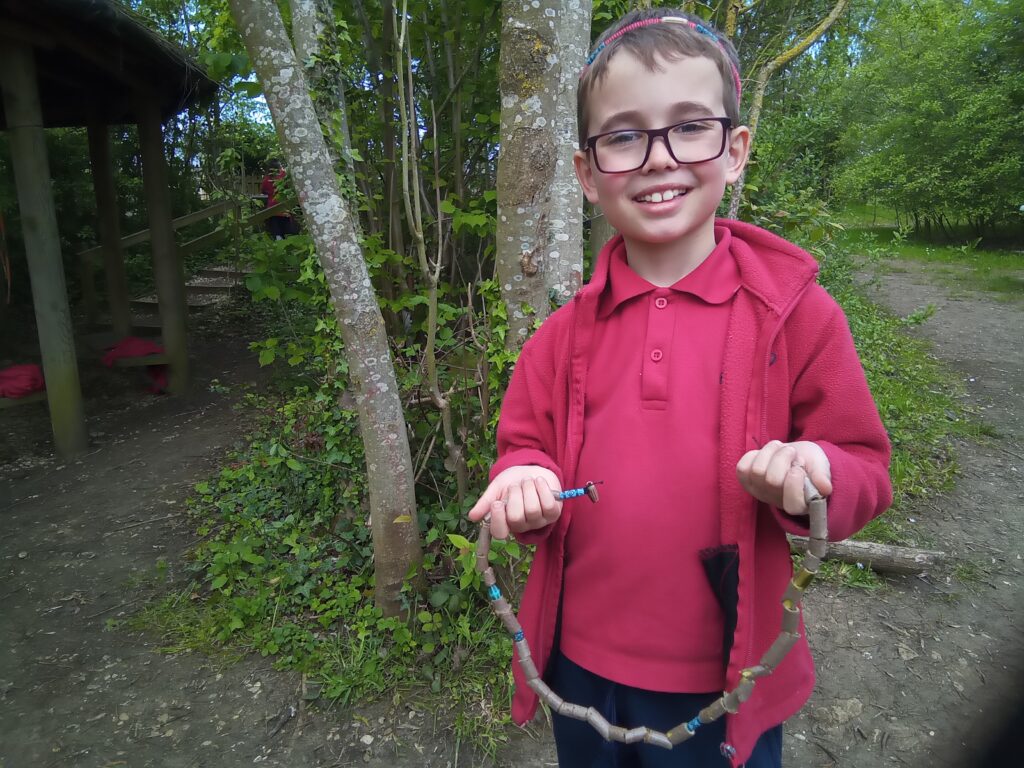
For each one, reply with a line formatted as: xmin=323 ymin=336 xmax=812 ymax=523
xmin=549 ymin=652 xmax=783 ymax=768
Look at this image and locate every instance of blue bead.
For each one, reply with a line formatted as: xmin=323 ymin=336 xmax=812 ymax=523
xmin=488 ymin=585 xmax=501 ymax=601
xmin=513 ymin=630 xmax=525 ymax=642
xmin=686 ymin=717 xmax=702 ymax=733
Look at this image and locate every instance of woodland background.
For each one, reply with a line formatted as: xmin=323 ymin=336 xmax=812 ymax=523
xmin=0 ymin=0 xmax=1021 ymax=750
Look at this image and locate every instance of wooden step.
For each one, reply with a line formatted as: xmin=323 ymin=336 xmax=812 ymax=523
xmin=78 ymin=330 xmax=165 ymax=352
xmin=111 ymin=353 xmax=168 ymax=368
xmin=127 ymin=316 xmax=165 ymax=335
xmin=0 ymin=391 xmax=46 ymax=410
xmin=185 ymin=275 xmax=245 ymax=294
xmin=130 ymin=293 xmax=223 ymax=312
xmin=198 ymin=264 xmax=253 ymax=280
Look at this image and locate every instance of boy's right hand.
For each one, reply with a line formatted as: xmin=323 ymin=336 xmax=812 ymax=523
xmin=467 ymin=466 xmax=563 ymax=540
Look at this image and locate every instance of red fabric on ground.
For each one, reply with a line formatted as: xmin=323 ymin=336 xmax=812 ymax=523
xmin=0 ymin=364 xmax=45 ymax=398
xmin=102 ymin=337 xmax=168 ymax=393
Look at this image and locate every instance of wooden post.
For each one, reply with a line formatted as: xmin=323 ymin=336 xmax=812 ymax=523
xmin=0 ymin=41 xmax=88 ymax=456
xmin=137 ymin=99 xmax=189 ymax=393
xmin=87 ymin=121 xmax=132 ymax=337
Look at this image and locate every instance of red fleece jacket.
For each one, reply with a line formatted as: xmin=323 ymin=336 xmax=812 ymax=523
xmin=489 ymin=220 xmax=892 ymax=766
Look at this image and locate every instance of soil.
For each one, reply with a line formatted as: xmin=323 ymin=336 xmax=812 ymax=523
xmin=2 ymin=262 xmax=1021 ymax=768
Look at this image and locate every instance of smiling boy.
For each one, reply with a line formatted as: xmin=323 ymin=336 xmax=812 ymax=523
xmin=468 ymin=8 xmax=892 ymax=767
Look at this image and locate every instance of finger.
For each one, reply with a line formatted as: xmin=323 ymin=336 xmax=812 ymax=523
xmin=504 ymin=484 xmax=526 ymax=532
xmin=735 ymin=450 xmax=759 ymax=492
xmin=764 ymin=444 xmax=798 ymax=490
xmin=533 ymin=477 xmax=562 ymax=523
xmin=750 ymin=440 xmax=783 ymax=478
xmin=468 ymin=482 xmax=499 ymax=521
xmin=489 ymin=499 xmax=510 ymax=539
xmin=736 ymin=449 xmax=757 ymax=476
xmin=782 ymin=465 xmax=808 ymax=515
xmin=520 ymin=477 xmax=543 ymax=527
xmin=807 ymin=466 xmax=833 ymax=498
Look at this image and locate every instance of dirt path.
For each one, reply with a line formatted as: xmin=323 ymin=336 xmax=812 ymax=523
xmin=0 ymin=329 xmax=547 ymax=768
xmin=2 ymin=261 xmax=1021 ymax=768
xmin=783 ymin=260 xmax=1024 ymax=768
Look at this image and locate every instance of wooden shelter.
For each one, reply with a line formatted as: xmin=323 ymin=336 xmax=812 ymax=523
xmin=0 ymin=0 xmax=218 ymax=456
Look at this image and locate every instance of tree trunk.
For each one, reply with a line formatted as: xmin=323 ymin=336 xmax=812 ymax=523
xmin=495 ymin=0 xmax=591 ymax=346
xmin=588 ymin=204 xmax=615 ymax=256
xmin=290 ymin=0 xmax=356 ymax=177
xmin=229 ymin=0 xmax=421 ymax=617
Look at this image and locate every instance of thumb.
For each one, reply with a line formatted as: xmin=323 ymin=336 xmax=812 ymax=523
xmin=468 ymin=480 xmax=501 ymax=521
xmin=806 ymin=464 xmax=832 ymax=498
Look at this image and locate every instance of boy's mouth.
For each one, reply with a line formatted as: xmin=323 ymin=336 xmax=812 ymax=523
xmin=634 ymin=187 xmax=689 ymax=203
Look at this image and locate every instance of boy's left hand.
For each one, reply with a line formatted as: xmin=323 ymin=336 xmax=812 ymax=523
xmin=736 ymin=440 xmax=832 ymax=516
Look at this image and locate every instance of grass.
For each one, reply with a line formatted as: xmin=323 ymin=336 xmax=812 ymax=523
xmin=833 ymin=207 xmax=1024 ymax=301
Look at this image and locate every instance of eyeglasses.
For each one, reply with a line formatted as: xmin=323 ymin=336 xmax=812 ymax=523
xmin=584 ymin=117 xmax=733 ymax=174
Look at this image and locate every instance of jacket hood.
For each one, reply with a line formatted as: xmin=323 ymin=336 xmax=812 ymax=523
xmin=585 ymin=219 xmax=820 ymax=315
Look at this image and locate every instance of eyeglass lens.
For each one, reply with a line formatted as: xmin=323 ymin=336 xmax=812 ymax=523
xmin=593 ymin=119 xmax=727 ymax=173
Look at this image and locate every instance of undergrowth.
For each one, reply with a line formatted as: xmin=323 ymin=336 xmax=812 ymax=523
xmin=122 ymin=188 xmax=981 ymax=754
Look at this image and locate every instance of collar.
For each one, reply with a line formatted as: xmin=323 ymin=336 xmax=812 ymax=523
xmin=598 ymin=226 xmax=740 ymax=318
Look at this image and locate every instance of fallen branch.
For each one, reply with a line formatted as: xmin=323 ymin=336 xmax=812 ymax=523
xmin=790 ymin=536 xmax=946 ymax=575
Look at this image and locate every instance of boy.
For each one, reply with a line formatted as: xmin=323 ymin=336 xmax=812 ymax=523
xmin=468 ymin=8 xmax=891 ymax=767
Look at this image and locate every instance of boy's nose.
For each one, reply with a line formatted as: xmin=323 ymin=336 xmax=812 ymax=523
xmin=644 ymin=135 xmax=678 ymax=170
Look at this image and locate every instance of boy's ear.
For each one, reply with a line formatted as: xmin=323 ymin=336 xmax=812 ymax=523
xmin=574 ymin=149 xmax=601 ymax=205
xmin=724 ymin=125 xmax=752 ymax=184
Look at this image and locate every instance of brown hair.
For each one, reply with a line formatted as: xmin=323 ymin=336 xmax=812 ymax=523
xmin=577 ymin=9 xmax=742 ymax=147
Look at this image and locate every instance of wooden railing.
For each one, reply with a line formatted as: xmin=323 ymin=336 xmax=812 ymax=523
xmin=76 ymin=198 xmax=291 ymax=325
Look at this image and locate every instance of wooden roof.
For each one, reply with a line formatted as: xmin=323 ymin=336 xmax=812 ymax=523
xmin=0 ymin=0 xmax=219 ymax=129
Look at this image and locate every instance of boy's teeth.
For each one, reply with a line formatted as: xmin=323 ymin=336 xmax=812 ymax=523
xmin=640 ymin=189 xmax=684 ymax=202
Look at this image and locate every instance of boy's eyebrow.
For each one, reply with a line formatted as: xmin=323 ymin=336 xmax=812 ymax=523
xmin=595 ymin=101 xmax=716 ymax=133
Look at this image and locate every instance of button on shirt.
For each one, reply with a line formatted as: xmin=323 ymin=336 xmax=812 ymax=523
xmin=562 ymin=231 xmax=741 ymax=693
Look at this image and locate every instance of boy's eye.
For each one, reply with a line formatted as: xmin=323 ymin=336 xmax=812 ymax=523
xmin=602 ymin=130 xmax=644 ymax=147
xmin=671 ymin=120 xmax=713 ymax=135
xmin=667 ymin=120 xmax=716 ymax=137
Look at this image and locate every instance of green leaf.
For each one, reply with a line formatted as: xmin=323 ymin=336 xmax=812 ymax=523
xmin=446 ymin=534 xmax=472 ymax=550
xmin=211 ymin=574 xmax=228 ymax=590
xmin=286 ymin=458 xmax=304 ymax=471
xmin=233 ymin=81 xmax=263 ymax=98
xmin=258 ymin=348 xmax=276 ymax=366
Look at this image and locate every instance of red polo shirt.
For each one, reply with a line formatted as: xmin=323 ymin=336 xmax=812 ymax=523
xmin=562 ymin=232 xmax=739 ymax=692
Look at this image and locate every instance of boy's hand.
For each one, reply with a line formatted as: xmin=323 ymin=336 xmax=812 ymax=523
xmin=467 ymin=466 xmax=563 ymax=540
xmin=736 ymin=440 xmax=832 ymax=516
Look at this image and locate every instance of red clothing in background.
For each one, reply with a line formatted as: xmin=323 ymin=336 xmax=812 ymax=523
xmin=102 ymin=337 xmax=168 ymax=393
xmin=260 ymin=168 xmax=287 ymax=208
xmin=0 ymin=364 xmax=45 ymax=398
xmin=490 ymin=220 xmax=892 ymax=766
xmin=562 ymin=236 xmax=739 ymax=692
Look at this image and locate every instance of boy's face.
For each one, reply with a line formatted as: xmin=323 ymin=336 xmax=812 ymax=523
xmin=574 ymin=53 xmax=750 ymax=257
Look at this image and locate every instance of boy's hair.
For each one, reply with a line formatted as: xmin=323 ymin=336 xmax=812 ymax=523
xmin=577 ymin=8 xmax=742 ymax=148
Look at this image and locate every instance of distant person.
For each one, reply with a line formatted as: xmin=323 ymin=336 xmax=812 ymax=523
xmin=260 ymin=159 xmax=294 ymax=239
xmin=467 ymin=7 xmax=892 ymax=768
